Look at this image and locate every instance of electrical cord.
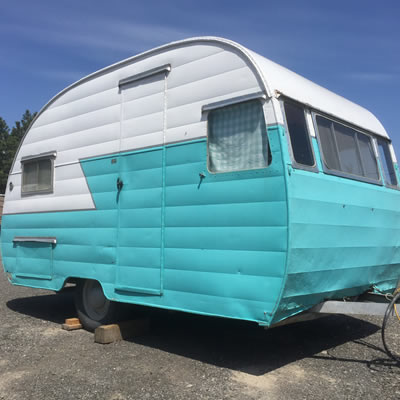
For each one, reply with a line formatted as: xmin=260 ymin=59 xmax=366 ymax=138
xmin=381 ymin=289 xmax=400 ymax=363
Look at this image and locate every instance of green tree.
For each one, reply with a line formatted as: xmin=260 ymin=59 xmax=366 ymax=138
xmin=10 ymin=110 xmax=37 ymax=142
xmin=0 ymin=118 xmax=10 ymax=194
xmin=0 ymin=110 xmax=37 ymax=193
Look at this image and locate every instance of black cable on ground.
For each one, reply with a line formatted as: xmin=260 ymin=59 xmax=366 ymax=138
xmin=381 ymin=291 xmax=400 ymax=363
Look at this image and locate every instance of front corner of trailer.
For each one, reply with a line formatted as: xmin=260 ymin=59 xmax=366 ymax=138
xmin=0 ymin=215 xmax=15 ymax=283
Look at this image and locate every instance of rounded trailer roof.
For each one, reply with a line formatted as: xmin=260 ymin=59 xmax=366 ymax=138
xmin=159 ymin=37 xmax=387 ymax=139
xmin=19 ymin=36 xmax=390 ymax=143
xmin=246 ymin=49 xmax=389 ymax=139
xmin=165 ymin=37 xmax=388 ymax=139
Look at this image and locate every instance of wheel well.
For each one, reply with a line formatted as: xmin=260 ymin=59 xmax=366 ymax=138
xmin=59 ymin=277 xmax=81 ymax=291
xmin=60 ymin=277 xmax=107 ymax=292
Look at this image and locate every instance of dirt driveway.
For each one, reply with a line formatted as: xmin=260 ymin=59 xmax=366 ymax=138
xmin=0 ymin=259 xmax=399 ymax=399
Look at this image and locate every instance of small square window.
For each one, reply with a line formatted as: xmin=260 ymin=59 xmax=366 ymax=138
xmin=21 ymin=153 xmax=55 ymax=195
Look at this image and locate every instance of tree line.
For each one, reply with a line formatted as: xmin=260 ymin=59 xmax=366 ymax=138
xmin=0 ymin=110 xmax=37 ymax=194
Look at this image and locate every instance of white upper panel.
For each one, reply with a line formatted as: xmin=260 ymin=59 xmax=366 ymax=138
xmin=13 ymin=38 xmax=264 ymax=173
xmin=4 ymin=38 xmax=264 ymax=214
xmin=120 ymin=72 xmax=165 ymax=151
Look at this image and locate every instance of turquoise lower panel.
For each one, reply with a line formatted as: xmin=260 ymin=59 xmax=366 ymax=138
xmin=3 ymin=127 xmax=400 ymax=326
xmin=272 ymin=135 xmax=400 ymax=323
xmin=114 ymin=149 xmax=163 ymax=294
xmin=15 ymin=242 xmax=53 ymax=280
xmin=1 ymin=129 xmax=288 ymax=325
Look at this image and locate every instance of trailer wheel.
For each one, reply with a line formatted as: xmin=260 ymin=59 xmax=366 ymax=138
xmin=74 ymin=279 xmax=117 ymax=331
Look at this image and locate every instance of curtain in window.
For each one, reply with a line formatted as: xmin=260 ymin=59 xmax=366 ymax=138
xmin=208 ymin=100 xmax=268 ymax=173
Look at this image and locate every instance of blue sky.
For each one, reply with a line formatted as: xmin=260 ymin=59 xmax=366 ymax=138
xmin=1 ymin=1 xmax=399 ymax=150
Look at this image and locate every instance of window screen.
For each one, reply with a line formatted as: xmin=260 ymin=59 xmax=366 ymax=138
xmin=316 ymin=115 xmax=379 ymax=181
xmin=377 ymin=138 xmax=397 ymax=186
xmin=283 ymin=102 xmax=314 ymax=166
xmin=208 ymin=100 xmax=270 ymax=173
xmin=22 ymin=158 xmax=53 ymax=194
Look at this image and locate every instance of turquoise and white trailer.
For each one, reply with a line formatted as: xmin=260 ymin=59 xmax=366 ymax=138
xmin=1 ymin=37 xmax=399 ymax=331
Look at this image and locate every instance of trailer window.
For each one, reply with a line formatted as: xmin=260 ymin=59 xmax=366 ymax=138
xmin=358 ymin=134 xmax=380 ymax=180
xmin=207 ymin=100 xmax=270 ymax=173
xmin=316 ymin=115 xmax=379 ymax=181
xmin=22 ymin=157 xmax=54 ymax=194
xmin=283 ymin=101 xmax=314 ymax=166
xmin=377 ymin=138 xmax=397 ymax=186
xmin=334 ymin=123 xmax=363 ymax=176
xmin=317 ymin=116 xmax=341 ymax=171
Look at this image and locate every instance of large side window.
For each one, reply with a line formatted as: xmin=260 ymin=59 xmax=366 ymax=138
xmin=21 ymin=154 xmax=55 ymax=194
xmin=334 ymin=123 xmax=363 ymax=176
xmin=208 ymin=100 xmax=270 ymax=173
xmin=283 ymin=101 xmax=314 ymax=167
xmin=315 ymin=115 xmax=379 ymax=182
xmin=377 ymin=138 xmax=397 ymax=186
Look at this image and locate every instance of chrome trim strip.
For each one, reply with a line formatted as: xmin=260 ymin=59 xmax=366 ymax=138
xmin=3 ymin=208 xmax=95 ymax=216
xmin=15 ymin=273 xmax=52 ymax=281
xmin=202 ymin=92 xmax=267 ymax=112
xmin=119 ymin=64 xmax=171 ymax=87
xmin=13 ymin=236 xmax=57 ymax=244
xmin=21 ymin=151 xmax=57 ymax=163
xmin=115 ymin=286 xmax=162 ymax=296
xmin=267 ymin=123 xmax=285 ymax=128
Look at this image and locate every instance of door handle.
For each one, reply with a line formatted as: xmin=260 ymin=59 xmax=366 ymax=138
xmin=117 ymin=177 xmax=124 ymax=191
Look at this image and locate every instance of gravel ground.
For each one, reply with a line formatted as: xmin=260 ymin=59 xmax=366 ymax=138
xmin=0 ymin=258 xmax=399 ymax=400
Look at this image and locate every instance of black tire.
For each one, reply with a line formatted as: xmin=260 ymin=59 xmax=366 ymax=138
xmin=381 ymin=291 xmax=400 ymax=363
xmin=74 ymin=279 xmax=118 ymax=331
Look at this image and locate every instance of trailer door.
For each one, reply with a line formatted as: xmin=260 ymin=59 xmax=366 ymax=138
xmin=115 ymin=68 xmax=168 ymax=296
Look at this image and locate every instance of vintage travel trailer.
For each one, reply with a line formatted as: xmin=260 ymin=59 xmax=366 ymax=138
xmin=1 ymin=37 xmax=399 ymax=330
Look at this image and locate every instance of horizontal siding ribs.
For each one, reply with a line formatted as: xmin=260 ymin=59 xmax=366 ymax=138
xmin=36 ymin=48 xmax=242 ymax=129
xmin=47 ymin=44 xmax=224 ymax=110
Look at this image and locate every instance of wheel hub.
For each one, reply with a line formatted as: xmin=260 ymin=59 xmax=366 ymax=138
xmin=82 ymin=280 xmax=110 ymax=321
